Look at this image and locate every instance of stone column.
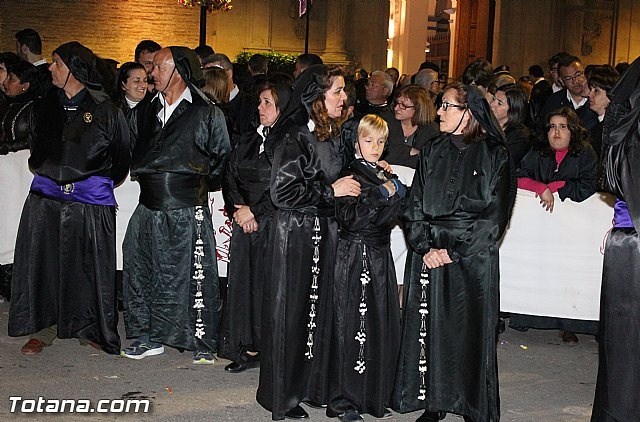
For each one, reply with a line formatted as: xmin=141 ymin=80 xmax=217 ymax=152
xmin=322 ymin=0 xmax=352 ymax=64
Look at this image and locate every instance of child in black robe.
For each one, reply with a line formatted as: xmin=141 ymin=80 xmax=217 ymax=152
xmin=327 ymin=114 xmax=406 ymax=422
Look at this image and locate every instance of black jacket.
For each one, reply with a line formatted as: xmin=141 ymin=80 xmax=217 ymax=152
xmin=517 ymin=142 xmax=597 ymax=203
xmin=130 ymin=87 xmax=230 ymax=192
xmin=27 ymin=88 xmax=130 ymax=185
xmin=537 ymin=88 xmax=598 ymax=132
xmin=384 ymin=119 xmax=439 ymax=168
xmin=505 ymin=122 xmax=532 ymax=167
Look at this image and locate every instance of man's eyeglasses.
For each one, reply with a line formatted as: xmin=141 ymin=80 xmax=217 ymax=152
xmin=393 ymin=100 xmax=415 ymax=110
xmin=440 ymin=101 xmax=467 ymax=111
xmin=548 ymin=123 xmax=569 ymax=131
xmin=561 ymin=71 xmax=585 ymax=83
xmin=366 ymin=82 xmax=382 ymax=89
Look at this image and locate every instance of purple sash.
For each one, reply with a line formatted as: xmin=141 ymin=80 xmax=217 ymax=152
xmin=613 ymin=198 xmax=634 ymax=229
xmin=30 ymin=174 xmax=116 ymax=206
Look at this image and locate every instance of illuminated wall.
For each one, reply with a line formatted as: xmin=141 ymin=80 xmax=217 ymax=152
xmin=0 ymin=0 xmax=388 ymax=71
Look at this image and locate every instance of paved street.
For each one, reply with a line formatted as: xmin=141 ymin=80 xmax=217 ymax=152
xmin=0 ymin=302 xmax=597 ymax=421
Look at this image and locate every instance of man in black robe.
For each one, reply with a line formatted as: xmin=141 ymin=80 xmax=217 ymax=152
xmin=122 ymin=46 xmax=230 ymax=364
xmin=8 ymin=41 xmax=130 ymax=355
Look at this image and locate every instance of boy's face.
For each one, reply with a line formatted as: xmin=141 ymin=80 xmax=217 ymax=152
xmin=356 ymin=131 xmax=387 ymax=162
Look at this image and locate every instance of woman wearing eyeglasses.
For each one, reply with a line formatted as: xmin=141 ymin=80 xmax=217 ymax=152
xmin=385 ymin=85 xmax=439 ymax=169
xmin=392 ymin=83 xmax=514 ymax=422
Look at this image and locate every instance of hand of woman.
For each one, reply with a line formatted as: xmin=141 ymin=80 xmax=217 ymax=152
xmin=242 ymin=218 xmax=259 ymax=234
xmin=234 ymin=204 xmax=255 ymax=226
xmin=377 ymin=160 xmax=394 ymax=173
xmin=332 ymin=175 xmax=361 ymax=197
xmin=422 ymin=248 xmax=453 ymax=269
xmin=537 ymin=188 xmax=554 ymax=213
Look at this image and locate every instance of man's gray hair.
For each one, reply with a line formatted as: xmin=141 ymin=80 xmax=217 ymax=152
xmin=371 ymin=70 xmax=394 ymax=94
xmin=415 ymin=69 xmax=438 ymax=89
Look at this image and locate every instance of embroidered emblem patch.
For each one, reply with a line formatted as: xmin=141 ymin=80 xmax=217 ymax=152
xmin=83 ymin=112 xmax=93 ymax=123
xmin=61 ymin=183 xmax=75 ymax=194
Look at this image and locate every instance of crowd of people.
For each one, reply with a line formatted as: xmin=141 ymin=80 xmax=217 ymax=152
xmin=0 ymin=27 xmax=638 ymax=422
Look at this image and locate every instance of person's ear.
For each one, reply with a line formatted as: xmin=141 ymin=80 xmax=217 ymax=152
xmin=23 ymin=82 xmax=30 ymax=91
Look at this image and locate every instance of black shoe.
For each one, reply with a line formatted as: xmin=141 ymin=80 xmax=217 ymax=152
xmin=416 ymin=410 xmax=446 ymax=422
xmin=303 ymin=400 xmax=327 ymax=409
xmin=338 ymin=410 xmax=364 ymax=422
xmin=285 ymin=405 xmax=309 ymax=419
xmin=224 ymin=360 xmax=260 ymax=373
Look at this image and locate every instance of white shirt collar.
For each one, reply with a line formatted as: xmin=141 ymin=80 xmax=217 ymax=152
xmin=155 ymin=87 xmax=192 ymax=126
xmin=229 ymin=84 xmax=240 ymax=102
xmin=32 ymin=58 xmax=47 ymax=66
xmin=598 ymin=114 xmax=605 ymax=122
xmin=566 ymin=90 xmax=588 ymax=109
xmin=256 ymin=124 xmax=266 ymax=154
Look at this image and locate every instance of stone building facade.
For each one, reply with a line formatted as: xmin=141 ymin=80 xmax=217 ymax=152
xmin=1 ymin=0 xmax=638 ymax=79
xmin=0 ymin=0 xmax=388 ymax=72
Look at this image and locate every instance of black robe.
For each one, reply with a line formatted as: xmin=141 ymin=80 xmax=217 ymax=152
xmin=8 ymin=88 xmax=130 ymax=355
xmin=219 ymin=127 xmax=275 ymax=361
xmin=392 ymin=133 xmax=512 ymax=422
xmin=591 ymin=56 xmax=640 ymax=422
xmin=123 ymin=88 xmax=230 ymax=352
xmin=257 ymin=121 xmax=347 ymax=420
xmin=328 ymin=159 xmax=404 ymax=418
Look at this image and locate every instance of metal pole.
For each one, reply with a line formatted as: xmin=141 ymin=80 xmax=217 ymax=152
xmin=304 ymin=1 xmax=311 ymax=54
xmin=199 ymin=5 xmax=207 ymax=46
xmin=486 ymin=0 xmax=496 ymax=62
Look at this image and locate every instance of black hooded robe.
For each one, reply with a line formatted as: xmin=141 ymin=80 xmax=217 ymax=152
xmin=219 ymin=127 xmax=276 ymax=361
xmin=392 ymin=134 xmax=510 ymax=422
xmin=8 ymin=86 xmax=130 ymax=355
xmin=392 ymin=86 xmax=513 ymax=422
xmin=327 ymin=158 xmax=404 ymax=419
xmin=591 ymin=56 xmax=640 ymax=422
xmin=123 ymin=47 xmax=230 ymax=353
